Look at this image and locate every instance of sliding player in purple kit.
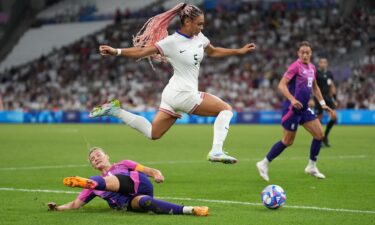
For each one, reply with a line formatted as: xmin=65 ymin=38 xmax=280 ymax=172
xmin=256 ymin=41 xmax=333 ymax=182
xmin=47 ymin=147 xmax=208 ymax=216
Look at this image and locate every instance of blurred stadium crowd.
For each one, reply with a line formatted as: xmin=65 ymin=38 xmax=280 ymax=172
xmin=0 ymin=0 xmax=374 ymax=111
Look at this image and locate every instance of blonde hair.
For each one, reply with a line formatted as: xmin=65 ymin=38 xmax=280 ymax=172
xmin=88 ymin=146 xmax=105 ymax=158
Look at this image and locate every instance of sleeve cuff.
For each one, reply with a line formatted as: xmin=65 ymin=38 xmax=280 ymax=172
xmin=135 ymin=164 xmax=145 ymax=172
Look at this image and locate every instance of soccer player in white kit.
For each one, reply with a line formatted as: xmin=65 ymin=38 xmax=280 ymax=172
xmin=90 ymin=3 xmax=256 ymax=164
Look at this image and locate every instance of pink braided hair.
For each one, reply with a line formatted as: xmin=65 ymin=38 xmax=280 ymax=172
xmin=132 ymin=3 xmax=203 ymax=64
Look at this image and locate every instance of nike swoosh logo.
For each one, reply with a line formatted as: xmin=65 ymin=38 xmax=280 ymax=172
xmin=179 ymin=50 xmax=186 ymax=53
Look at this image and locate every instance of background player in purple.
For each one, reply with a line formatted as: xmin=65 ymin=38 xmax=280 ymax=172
xmin=256 ymin=41 xmax=333 ymax=182
xmin=47 ymin=147 xmax=208 ymax=216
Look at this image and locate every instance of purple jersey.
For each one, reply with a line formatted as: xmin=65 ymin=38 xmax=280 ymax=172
xmin=281 ymin=59 xmax=317 ymax=131
xmin=102 ymin=160 xmax=138 ymax=176
xmin=282 ymin=59 xmax=316 ymax=110
xmin=77 ymin=160 xmax=153 ymax=210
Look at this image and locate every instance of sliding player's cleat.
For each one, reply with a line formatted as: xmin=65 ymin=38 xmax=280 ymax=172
xmin=63 ymin=176 xmax=98 ymax=189
xmin=192 ymin=206 xmax=209 ymax=216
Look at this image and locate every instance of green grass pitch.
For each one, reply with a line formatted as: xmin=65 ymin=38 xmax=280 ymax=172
xmin=0 ymin=124 xmax=374 ymax=225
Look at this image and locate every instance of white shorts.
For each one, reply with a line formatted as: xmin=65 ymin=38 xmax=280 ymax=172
xmin=159 ymin=86 xmax=205 ymax=118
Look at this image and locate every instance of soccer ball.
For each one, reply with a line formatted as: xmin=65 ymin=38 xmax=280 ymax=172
xmin=261 ymin=184 xmax=286 ymax=209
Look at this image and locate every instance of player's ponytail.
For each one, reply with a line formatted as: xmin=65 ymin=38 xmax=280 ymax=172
xmin=132 ymin=3 xmax=203 ymax=66
xmin=133 ymin=3 xmax=187 ymax=50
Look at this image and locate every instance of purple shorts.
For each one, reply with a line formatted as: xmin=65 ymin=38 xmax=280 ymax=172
xmin=281 ymin=106 xmax=317 ymax=131
xmin=95 ymin=172 xmax=154 ymax=210
xmin=136 ymin=172 xmax=154 ymax=197
xmin=114 ymin=172 xmax=154 ymax=211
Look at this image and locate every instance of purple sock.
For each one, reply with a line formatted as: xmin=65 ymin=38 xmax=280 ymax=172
xmin=89 ymin=176 xmax=106 ymax=190
xmin=310 ymin=139 xmax=322 ymax=161
xmin=138 ymin=196 xmax=183 ymax=214
xmin=266 ymin=141 xmax=287 ymax=162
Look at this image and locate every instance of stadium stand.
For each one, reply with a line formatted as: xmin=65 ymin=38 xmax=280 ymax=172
xmin=0 ymin=21 xmax=112 ymax=72
xmin=0 ymin=0 xmax=374 ymax=111
xmin=35 ymin=0 xmax=159 ymax=24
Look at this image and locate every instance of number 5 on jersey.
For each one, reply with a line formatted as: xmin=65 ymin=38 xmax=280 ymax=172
xmin=194 ymin=54 xmax=198 ymax=65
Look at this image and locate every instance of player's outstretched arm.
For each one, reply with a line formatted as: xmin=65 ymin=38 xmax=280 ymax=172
xmin=204 ymin=43 xmax=256 ymax=58
xmin=136 ymin=165 xmax=164 ymax=183
xmin=47 ymin=198 xmax=85 ymax=211
xmin=99 ymin=45 xmax=159 ymax=59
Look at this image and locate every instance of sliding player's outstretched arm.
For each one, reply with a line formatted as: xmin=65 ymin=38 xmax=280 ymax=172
xmin=134 ymin=164 xmax=164 ymax=183
xmin=47 ymin=198 xmax=85 ymax=211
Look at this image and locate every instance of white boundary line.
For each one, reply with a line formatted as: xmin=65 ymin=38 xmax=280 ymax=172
xmin=0 ymin=187 xmax=374 ymax=215
xmin=0 ymin=164 xmax=88 ymax=171
xmin=0 ymin=187 xmax=79 ymax=194
xmin=0 ymin=155 xmax=372 ymax=171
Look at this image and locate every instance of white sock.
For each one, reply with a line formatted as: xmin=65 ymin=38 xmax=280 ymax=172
xmin=115 ymin=109 xmax=152 ymax=139
xmin=210 ymin=110 xmax=233 ymax=154
xmin=262 ymin=157 xmax=270 ymax=165
xmin=308 ymin=159 xmax=316 ymax=167
xmin=182 ymin=206 xmax=194 ymax=214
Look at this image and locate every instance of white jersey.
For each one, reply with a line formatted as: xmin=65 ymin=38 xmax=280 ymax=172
xmin=155 ymin=31 xmax=210 ymax=91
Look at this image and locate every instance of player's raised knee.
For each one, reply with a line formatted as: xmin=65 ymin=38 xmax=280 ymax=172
xmin=151 ymin=132 xmax=163 ymax=140
xmin=222 ymin=103 xmax=232 ymax=111
xmin=151 ymin=135 xmax=161 ymax=140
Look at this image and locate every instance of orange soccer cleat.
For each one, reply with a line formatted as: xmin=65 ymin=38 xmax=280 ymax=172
xmin=63 ymin=176 xmax=97 ymax=189
xmin=192 ymin=206 xmax=209 ymax=216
